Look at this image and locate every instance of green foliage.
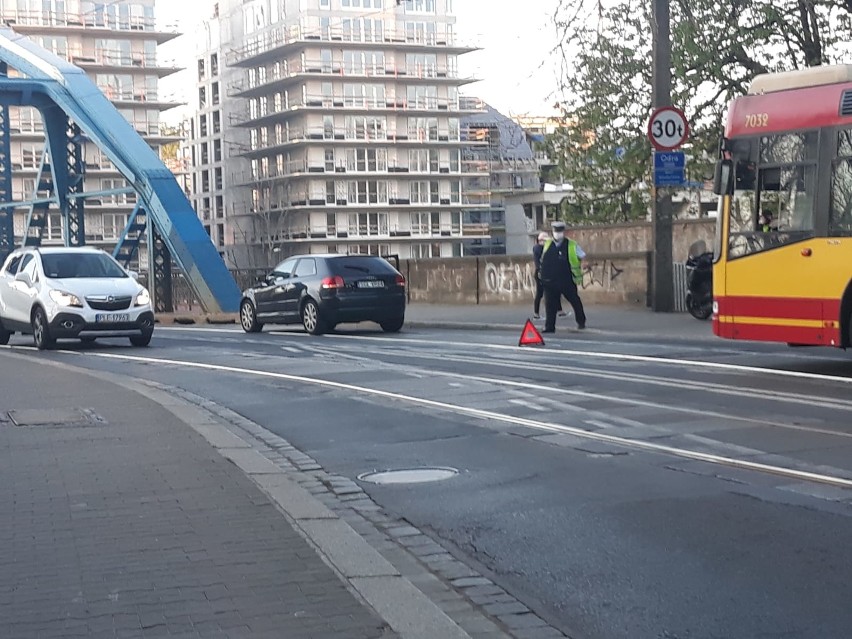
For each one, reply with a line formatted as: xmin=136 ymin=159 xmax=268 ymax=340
xmin=550 ymin=0 xmax=852 ymax=224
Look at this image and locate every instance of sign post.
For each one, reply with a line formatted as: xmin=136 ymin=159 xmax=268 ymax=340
xmin=649 ymin=0 xmax=677 ymax=314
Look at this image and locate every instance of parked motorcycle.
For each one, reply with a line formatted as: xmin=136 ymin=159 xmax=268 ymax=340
xmin=686 ymin=241 xmax=713 ymax=320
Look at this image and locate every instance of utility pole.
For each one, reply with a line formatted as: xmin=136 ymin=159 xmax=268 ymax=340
xmin=651 ymin=0 xmax=674 ymax=312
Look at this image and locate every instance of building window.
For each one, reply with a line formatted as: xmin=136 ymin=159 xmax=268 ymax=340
xmin=197 ymin=59 xmax=205 ymax=80
xmin=348 ymin=180 xmax=388 ymax=204
xmin=210 ymin=53 xmax=219 ymax=76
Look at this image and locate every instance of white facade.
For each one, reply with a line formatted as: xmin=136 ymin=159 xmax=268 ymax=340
xmin=189 ymin=0 xmax=489 ymax=270
xmin=0 ymin=0 xmax=180 ymax=266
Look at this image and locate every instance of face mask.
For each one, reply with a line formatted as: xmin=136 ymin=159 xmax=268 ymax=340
xmin=552 ymin=232 xmax=564 ymax=241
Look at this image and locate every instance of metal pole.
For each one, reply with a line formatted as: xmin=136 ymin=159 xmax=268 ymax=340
xmin=651 ymin=0 xmax=674 ymax=312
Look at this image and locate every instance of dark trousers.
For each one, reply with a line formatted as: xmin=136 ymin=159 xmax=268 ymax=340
xmin=544 ymin=280 xmax=586 ymax=331
xmin=534 ymin=273 xmax=560 ymax=315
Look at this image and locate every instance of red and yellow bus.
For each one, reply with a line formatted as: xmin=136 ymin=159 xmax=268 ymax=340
xmin=712 ymin=65 xmax=852 ymax=347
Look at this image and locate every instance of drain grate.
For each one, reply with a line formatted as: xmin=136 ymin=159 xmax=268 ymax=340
xmin=358 ymin=467 xmax=459 ymax=485
xmin=7 ymin=408 xmax=104 ymax=427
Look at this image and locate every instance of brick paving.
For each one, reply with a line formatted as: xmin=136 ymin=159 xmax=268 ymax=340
xmin=0 ymin=355 xmax=394 ymax=639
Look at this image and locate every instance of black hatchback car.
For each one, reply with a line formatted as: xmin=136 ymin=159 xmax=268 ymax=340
xmin=239 ymin=254 xmax=406 ymax=335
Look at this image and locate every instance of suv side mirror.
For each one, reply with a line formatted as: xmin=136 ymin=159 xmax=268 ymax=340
xmin=127 ymin=270 xmax=139 ymax=281
xmin=15 ymin=271 xmax=31 ymax=286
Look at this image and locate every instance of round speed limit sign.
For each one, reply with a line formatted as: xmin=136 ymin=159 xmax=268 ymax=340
xmin=647 ymin=106 xmax=689 ymax=151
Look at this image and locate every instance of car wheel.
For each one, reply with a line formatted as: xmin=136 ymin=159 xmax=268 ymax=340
xmin=301 ymin=299 xmax=325 ymax=335
xmin=240 ymin=299 xmax=263 ymax=333
xmin=129 ymin=332 xmax=152 ymax=347
xmin=0 ymin=321 xmax=10 ymax=345
xmin=380 ymin=316 xmax=405 ymax=333
xmin=32 ymin=308 xmax=55 ymax=350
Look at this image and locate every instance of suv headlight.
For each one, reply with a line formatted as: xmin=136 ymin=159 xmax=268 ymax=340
xmin=48 ymin=289 xmax=83 ymax=307
xmin=135 ymin=288 xmax=151 ymax=307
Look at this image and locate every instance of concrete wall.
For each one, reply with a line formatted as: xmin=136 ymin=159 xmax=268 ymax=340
xmin=566 ymin=218 xmax=716 ymax=263
xmin=401 ymin=219 xmax=715 ymax=306
xmin=401 ymin=252 xmax=649 ymax=306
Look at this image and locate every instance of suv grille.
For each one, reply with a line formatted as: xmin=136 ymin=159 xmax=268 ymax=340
xmin=86 ymin=296 xmax=132 ymax=311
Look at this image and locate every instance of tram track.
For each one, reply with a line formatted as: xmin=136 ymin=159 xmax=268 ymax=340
xmin=13 ymin=342 xmax=851 ymax=491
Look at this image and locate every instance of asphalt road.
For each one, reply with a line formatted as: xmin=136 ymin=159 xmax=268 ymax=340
xmin=6 ymin=323 xmax=852 ymax=639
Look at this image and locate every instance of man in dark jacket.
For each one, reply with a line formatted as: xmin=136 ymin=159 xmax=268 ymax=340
xmin=539 ymin=221 xmax=587 ymax=333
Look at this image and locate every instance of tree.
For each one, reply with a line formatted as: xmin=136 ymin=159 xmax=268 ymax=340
xmin=550 ymin=0 xmax=852 ymax=224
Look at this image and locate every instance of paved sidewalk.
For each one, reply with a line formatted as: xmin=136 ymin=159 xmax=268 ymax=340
xmin=404 ymin=302 xmax=716 ymax=341
xmin=0 ymin=353 xmax=403 ymax=639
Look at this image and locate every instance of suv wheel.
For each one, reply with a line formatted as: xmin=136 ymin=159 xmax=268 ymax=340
xmin=240 ymin=299 xmax=263 ymax=333
xmin=129 ymin=332 xmax=152 ymax=347
xmin=301 ymin=299 xmax=325 ymax=335
xmin=32 ymin=308 xmax=55 ymax=350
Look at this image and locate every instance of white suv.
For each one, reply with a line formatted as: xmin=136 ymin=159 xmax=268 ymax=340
xmin=0 ymin=247 xmax=154 ymax=349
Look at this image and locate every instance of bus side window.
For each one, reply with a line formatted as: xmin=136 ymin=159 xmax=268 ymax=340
xmin=735 ymin=161 xmax=756 ymax=190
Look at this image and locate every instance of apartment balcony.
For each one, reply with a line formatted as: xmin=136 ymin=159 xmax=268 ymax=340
xmin=0 ymin=10 xmax=180 ymax=45
xmin=228 ymin=25 xmax=477 ymax=67
xmin=98 ymin=88 xmax=184 ymax=110
xmin=231 ymin=162 xmax=485 ymax=186
xmin=256 ymin=223 xmax=488 ymax=244
xmin=240 ymin=127 xmax=488 ymax=158
xmin=230 ymin=61 xmax=475 ymax=98
xmin=70 ymin=49 xmax=183 ymax=79
xmin=233 ymin=97 xmax=481 ymax=128
xmin=236 ymin=193 xmax=493 ymax=212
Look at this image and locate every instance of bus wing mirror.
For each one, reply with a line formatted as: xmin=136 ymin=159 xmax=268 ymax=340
xmin=713 ymin=159 xmax=734 ymax=196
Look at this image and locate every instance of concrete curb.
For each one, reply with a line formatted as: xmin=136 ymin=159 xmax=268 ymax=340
xmin=1 ymin=351 xmax=472 ymax=639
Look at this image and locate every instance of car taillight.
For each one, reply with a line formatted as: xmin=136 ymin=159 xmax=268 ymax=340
xmin=321 ymin=275 xmax=345 ymax=289
xmin=395 ymin=274 xmax=406 ymax=287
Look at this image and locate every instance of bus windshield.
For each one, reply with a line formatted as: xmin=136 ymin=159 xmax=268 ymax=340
xmin=727 ymin=131 xmax=818 ymax=259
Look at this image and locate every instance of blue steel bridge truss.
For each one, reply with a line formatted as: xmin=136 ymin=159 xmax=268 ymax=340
xmin=0 ymin=28 xmax=240 ymax=313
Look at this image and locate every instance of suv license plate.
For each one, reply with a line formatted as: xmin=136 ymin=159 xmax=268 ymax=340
xmin=357 ymin=280 xmax=385 ymax=289
xmin=96 ymin=313 xmax=130 ymax=323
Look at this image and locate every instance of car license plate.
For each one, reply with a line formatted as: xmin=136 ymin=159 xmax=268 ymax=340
xmin=357 ymin=280 xmax=385 ymax=289
xmin=96 ymin=313 xmax=130 ymax=323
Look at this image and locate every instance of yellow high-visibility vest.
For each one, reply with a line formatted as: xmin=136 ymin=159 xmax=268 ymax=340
xmin=542 ymin=238 xmax=582 ymax=285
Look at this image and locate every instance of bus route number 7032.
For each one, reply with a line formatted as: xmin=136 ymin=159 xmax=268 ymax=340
xmin=744 ymin=113 xmax=769 ymax=129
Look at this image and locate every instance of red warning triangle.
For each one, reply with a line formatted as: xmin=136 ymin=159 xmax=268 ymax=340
xmin=519 ymin=319 xmax=545 ymax=346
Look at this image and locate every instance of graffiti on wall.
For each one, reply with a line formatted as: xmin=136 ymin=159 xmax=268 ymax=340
xmin=484 ymin=261 xmax=537 ymax=295
xmin=581 ymin=260 xmax=624 ymax=290
xmin=425 ymin=266 xmax=465 ymax=292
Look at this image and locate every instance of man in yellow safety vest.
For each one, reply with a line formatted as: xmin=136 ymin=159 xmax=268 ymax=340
xmin=539 ymin=220 xmax=587 ymax=333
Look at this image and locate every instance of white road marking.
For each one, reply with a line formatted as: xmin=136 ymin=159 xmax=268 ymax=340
xmin=351 ymin=347 xmax=852 ymax=414
xmin=156 ymin=325 xmax=852 ymax=387
xmin=46 ymin=349 xmax=852 ymax=490
xmin=508 ymin=398 xmax=548 ymax=412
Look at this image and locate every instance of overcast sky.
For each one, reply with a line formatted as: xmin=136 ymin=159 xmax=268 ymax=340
xmin=156 ymin=0 xmax=563 ymax=123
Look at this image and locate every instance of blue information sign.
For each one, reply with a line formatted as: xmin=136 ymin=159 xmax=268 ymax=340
xmin=654 ymin=151 xmax=685 ymax=187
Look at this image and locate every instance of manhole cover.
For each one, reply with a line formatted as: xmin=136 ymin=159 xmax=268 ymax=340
xmin=7 ymin=408 xmax=103 ymax=427
xmin=358 ymin=467 xmax=459 ymax=485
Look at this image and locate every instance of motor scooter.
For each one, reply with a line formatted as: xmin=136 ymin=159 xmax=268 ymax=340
xmin=686 ymin=241 xmax=713 ymax=320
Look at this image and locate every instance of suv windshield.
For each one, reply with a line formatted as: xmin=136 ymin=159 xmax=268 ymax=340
xmin=41 ymin=253 xmax=127 ymax=279
xmin=329 ymin=256 xmax=397 ymax=275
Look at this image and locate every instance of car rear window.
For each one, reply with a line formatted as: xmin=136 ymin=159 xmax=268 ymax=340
xmin=328 ymin=256 xmax=398 ymax=276
xmin=42 ymin=253 xmax=127 ymax=279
